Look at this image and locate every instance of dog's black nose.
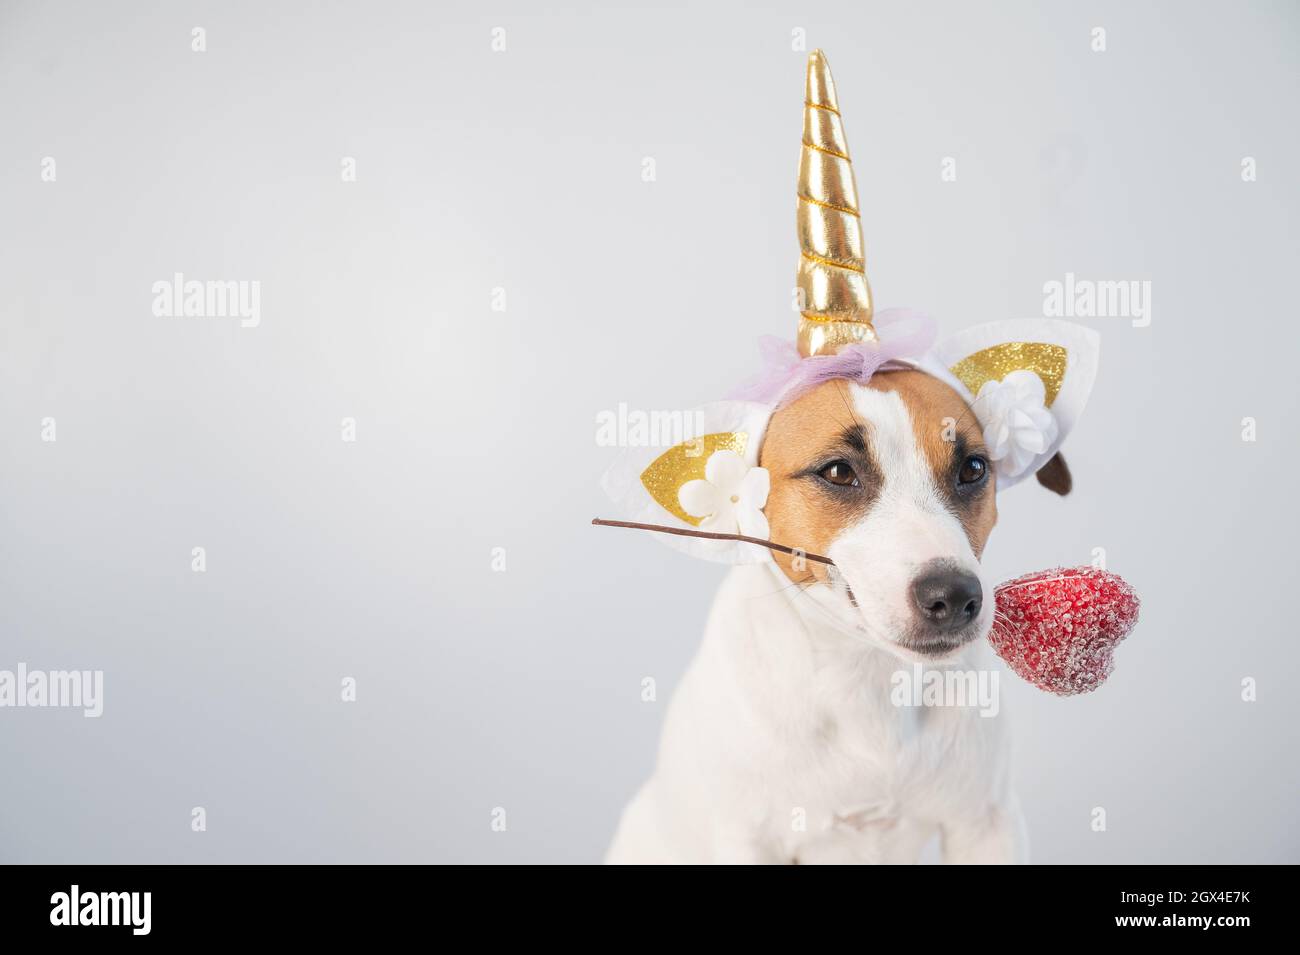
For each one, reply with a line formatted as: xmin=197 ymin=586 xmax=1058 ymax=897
xmin=910 ymin=568 xmax=983 ymax=633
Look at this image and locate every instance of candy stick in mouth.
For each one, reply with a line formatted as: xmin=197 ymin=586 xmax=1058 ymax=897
xmin=590 ymin=518 xmax=835 ymax=566
xmin=592 ymin=519 xmax=1142 ymax=697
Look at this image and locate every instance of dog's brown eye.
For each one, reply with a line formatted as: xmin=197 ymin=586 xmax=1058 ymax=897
xmin=819 ymin=461 xmax=859 ymax=487
xmin=958 ymin=455 xmax=988 ymax=485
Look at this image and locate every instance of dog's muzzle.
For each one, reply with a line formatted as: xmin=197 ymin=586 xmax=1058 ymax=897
xmin=905 ymin=562 xmax=983 ymax=655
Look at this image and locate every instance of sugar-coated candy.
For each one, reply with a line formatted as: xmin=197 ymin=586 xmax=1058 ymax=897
xmin=990 ymin=567 xmax=1140 ymax=696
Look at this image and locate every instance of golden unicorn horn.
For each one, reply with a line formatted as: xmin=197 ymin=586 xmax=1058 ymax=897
xmin=796 ymin=50 xmax=877 ymax=357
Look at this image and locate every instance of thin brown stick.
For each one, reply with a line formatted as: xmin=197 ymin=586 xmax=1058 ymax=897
xmin=591 ymin=518 xmax=835 ymax=566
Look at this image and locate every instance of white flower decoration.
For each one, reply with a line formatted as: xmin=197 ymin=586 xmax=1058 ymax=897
xmin=678 ymin=450 xmax=770 ymax=538
xmin=974 ymin=370 xmax=1060 ymax=480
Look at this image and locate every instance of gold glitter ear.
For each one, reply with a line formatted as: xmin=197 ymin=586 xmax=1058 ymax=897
xmin=639 ymin=432 xmax=749 ymax=526
xmin=949 ymin=342 xmax=1068 ymax=407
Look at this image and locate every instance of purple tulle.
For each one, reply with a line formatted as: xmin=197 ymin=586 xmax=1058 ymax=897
xmin=727 ymin=308 xmax=939 ymax=407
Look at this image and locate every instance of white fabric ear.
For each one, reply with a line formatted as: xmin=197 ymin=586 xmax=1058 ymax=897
xmin=914 ymin=319 xmax=1100 ymax=491
xmin=600 ymin=400 xmax=776 ymax=564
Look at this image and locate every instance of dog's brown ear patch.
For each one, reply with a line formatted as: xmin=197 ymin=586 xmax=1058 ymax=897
xmin=1035 ymin=452 xmax=1072 ymax=496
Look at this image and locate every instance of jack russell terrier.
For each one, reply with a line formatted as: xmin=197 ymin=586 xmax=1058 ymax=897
xmin=600 ymin=51 xmax=1099 ymax=864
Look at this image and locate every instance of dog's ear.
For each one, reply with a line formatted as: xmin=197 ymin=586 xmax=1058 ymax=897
xmin=915 ymin=319 xmax=1099 ymax=492
xmin=1035 ymin=452 xmax=1072 ymax=496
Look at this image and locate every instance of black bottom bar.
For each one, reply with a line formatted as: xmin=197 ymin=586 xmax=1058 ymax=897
xmin=1 ymin=864 xmax=1285 ymax=941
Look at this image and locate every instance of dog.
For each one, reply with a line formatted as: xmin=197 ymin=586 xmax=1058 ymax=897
xmin=607 ymin=370 xmax=1080 ymax=864
xmin=600 ymin=50 xmax=1096 ymax=864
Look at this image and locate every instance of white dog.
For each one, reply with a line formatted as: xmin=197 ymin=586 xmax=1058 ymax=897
xmin=600 ymin=50 xmax=1096 ymax=864
xmin=607 ymin=372 xmax=1055 ymax=864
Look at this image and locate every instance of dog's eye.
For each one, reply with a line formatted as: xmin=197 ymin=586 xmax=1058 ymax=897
xmin=958 ymin=455 xmax=988 ymax=485
xmin=818 ymin=461 xmax=860 ymax=488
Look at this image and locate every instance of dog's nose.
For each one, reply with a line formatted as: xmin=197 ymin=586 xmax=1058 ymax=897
xmin=910 ymin=568 xmax=983 ymax=633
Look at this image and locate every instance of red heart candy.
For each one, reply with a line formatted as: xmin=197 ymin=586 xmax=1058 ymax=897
xmin=990 ymin=567 xmax=1140 ymax=696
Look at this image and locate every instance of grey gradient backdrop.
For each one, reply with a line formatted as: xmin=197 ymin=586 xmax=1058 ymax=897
xmin=2 ymin=0 xmax=1297 ymax=863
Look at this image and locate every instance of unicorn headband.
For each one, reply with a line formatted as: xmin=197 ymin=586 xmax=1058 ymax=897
xmin=600 ymin=51 xmax=1099 ymax=564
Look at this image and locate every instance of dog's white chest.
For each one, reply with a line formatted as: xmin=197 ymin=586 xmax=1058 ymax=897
xmin=773 ymin=692 xmax=959 ymax=863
